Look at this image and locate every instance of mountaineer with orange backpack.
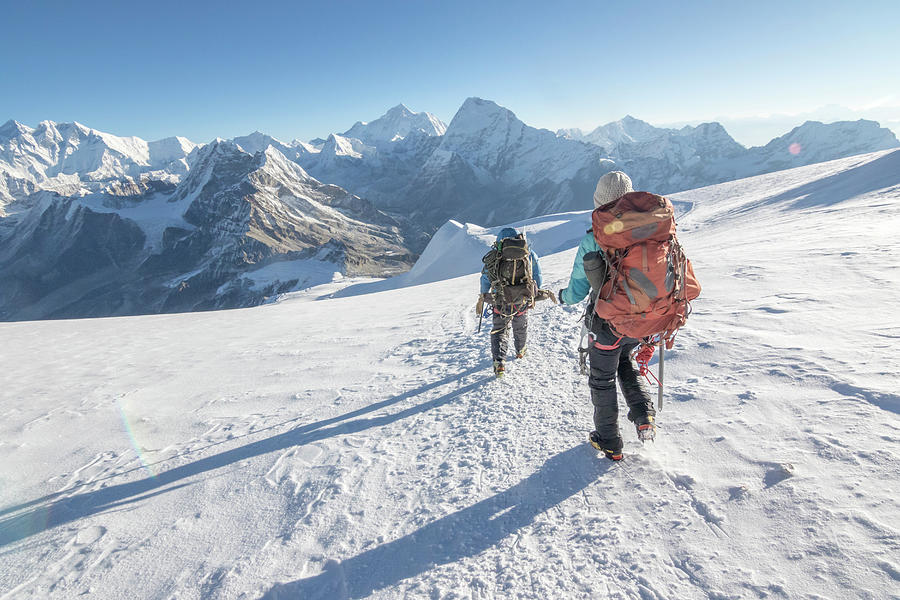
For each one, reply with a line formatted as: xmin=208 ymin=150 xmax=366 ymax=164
xmin=559 ymin=171 xmax=700 ymax=460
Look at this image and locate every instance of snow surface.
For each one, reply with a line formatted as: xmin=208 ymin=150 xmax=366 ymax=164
xmin=1 ymin=150 xmax=899 ymax=599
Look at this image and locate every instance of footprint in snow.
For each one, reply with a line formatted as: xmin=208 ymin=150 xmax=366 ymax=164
xmin=728 ymin=485 xmax=750 ymax=500
xmin=763 ymin=463 xmax=795 ymax=487
xmin=74 ymin=525 xmax=106 ymax=545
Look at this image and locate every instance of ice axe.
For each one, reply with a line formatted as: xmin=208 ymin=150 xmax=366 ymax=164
xmin=657 ymin=341 xmax=665 ymax=411
xmin=475 ymin=295 xmax=485 ymax=332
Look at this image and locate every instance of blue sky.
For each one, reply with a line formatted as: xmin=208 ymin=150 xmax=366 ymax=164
xmin=2 ymin=0 xmax=898 ymax=144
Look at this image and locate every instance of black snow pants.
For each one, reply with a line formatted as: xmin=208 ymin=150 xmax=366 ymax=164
xmin=587 ymin=315 xmax=654 ymax=451
xmin=490 ymin=306 xmax=528 ymax=362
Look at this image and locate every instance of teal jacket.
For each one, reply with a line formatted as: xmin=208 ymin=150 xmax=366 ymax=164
xmin=560 ymin=231 xmax=601 ymax=305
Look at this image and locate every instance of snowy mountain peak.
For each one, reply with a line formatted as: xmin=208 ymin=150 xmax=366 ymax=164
xmin=751 ymin=119 xmax=899 ymax=165
xmin=33 ymin=119 xmax=64 ymax=143
xmin=588 ymin=115 xmax=661 ymax=147
xmin=148 ymin=135 xmax=198 ymax=156
xmin=167 ymin=138 xmax=250 ymax=202
xmin=71 ymin=121 xmax=92 ymax=134
xmin=385 ymin=103 xmax=414 ymax=117
xmin=405 ymin=98 xmax=609 ymax=230
xmin=341 ymin=103 xmax=447 ymax=147
xmin=233 ymin=131 xmax=285 ymax=155
xmin=445 ymin=97 xmax=520 ymax=138
xmin=322 ymin=133 xmax=375 ymax=159
xmin=557 ymin=118 xmax=644 ymax=147
xmin=556 ymin=127 xmax=585 ymax=140
xmin=258 ymin=144 xmax=313 ymax=181
xmin=182 ymin=140 xmax=314 ymax=198
xmin=0 ymin=119 xmax=32 ymax=140
xmin=203 ymin=137 xmax=240 ymax=156
xmin=783 ymin=119 xmax=898 ymax=144
xmin=0 ymin=120 xmax=199 ymax=207
xmin=457 ymin=96 xmax=514 ymax=118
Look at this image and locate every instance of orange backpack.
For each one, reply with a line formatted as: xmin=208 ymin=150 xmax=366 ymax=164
xmin=591 ymin=191 xmax=701 ymax=347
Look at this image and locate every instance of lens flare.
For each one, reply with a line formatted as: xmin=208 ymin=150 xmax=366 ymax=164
xmin=118 ymin=397 xmax=157 ymax=478
xmin=789 ymin=143 xmax=802 ymax=155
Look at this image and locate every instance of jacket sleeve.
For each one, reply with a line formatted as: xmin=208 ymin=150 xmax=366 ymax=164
xmin=560 ymin=233 xmax=597 ymax=305
xmin=530 ymin=251 xmax=543 ymax=289
xmin=480 ymin=267 xmax=491 ymax=294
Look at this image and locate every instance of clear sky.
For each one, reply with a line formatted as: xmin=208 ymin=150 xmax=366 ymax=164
xmin=2 ymin=0 xmax=898 ymax=145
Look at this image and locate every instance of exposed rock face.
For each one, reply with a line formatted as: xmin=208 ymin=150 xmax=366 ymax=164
xmin=0 ymin=194 xmax=148 ymax=320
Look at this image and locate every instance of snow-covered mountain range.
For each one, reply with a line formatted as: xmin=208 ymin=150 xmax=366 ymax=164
xmin=2 ymin=149 xmax=897 ymax=597
xmin=558 ymin=113 xmax=900 ymax=193
xmin=0 ymin=99 xmax=897 ymax=320
xmin=0 ymin=119 xmax=197 ymax=215
xmin=0 ymin=140 xmax=410 ymax=320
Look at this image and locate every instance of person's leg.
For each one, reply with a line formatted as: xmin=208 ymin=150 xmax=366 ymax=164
xmin=617 ymin=343 xmax=655 ymax=423
xmin=587 ymin=319 xmax=624 ymax=452
xmin=490 ymin=309 xmax=512 ymax=363
xmin=511 ymin=311 xmax=528 ymax=356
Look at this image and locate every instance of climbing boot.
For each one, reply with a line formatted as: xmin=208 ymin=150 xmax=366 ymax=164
xmin=589 ymin=431 xmax=623 ymax=461
xmin=493 ymin=360 xmax=506 ymax=378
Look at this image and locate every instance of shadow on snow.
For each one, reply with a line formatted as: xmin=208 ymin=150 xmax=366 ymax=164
xmin=0 ymin=364 xmax=491 ymax=547
xmin=743 ymin=149 xmax=900 ymax=213
xmin=261 ymin=444 xmax=611 ymax=600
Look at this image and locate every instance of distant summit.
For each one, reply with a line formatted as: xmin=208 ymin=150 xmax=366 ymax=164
xmin=342 ymin=104 xmax=447 ymax=147
xmin=747 ymin=119 xmax=900 ymax=168
xmin=0 ymin=119 xmax=31 ymax=140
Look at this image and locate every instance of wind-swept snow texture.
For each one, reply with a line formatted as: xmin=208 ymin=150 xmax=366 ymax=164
xmin=1 ymin=149 xmax=899 ymax=599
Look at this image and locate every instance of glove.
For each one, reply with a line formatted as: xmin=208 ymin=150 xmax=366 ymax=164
xmin=481 ymin=292 xmax=494 ymax=304
xmin=557 ymin=288 xmax=566 ymax=305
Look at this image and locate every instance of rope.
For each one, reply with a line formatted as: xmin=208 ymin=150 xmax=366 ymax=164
xmin=634 ymin=343 xmax=660 ymax=386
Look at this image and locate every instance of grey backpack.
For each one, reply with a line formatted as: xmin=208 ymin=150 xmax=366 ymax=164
xmin=482 ymin=234 xmax=535 ymax=306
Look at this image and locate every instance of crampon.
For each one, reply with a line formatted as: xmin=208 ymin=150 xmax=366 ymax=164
xmin=636 ymin=415 xmax=656 ymax=443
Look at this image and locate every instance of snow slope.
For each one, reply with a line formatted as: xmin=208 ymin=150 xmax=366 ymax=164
xmin=333 ymin=210 xmax=597 ymax=297
xmin=0 ymin=149 xmax=898 ymax=599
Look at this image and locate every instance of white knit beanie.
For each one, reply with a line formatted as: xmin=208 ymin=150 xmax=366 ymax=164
xmin=593 ymin=171 xmax=633 ymax=208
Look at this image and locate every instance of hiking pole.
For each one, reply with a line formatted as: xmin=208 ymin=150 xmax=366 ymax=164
xmin=657 ymin=341 xmax=665 ymax=411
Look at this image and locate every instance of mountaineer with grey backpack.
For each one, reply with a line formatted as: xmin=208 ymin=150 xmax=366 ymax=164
xmin=559 ymin=171 xmax=701 ymax=461
xmin=479 ymin=227 xmax=554 ymax=378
